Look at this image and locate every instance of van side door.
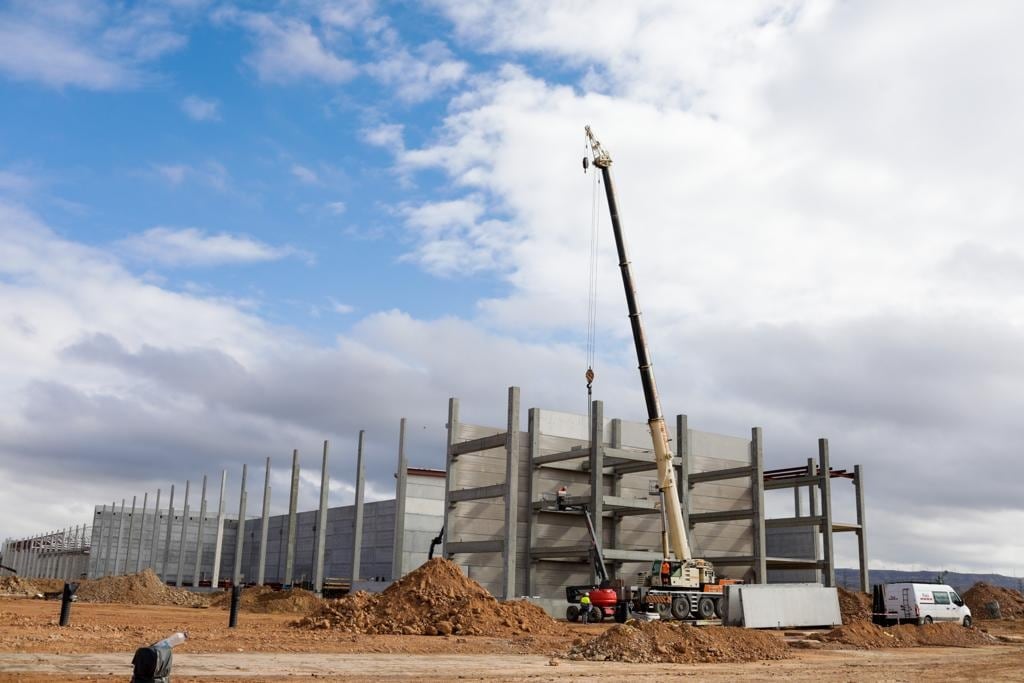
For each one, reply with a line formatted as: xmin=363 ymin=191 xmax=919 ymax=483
xmin=932 ymin=590 xmax=952 ymax=621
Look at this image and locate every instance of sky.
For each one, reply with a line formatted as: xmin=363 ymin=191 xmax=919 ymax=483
xmin=0 ymin=0 xmax=1021 ymax=577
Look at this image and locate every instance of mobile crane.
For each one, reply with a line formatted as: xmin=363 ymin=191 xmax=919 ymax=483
xmin=572 ymin=126 xmax=738 ymax=622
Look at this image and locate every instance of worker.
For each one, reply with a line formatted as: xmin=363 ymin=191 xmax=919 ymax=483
xmin=660 ymin=560 xmax=671 ymax=586
xmin=556 ymin=486 xmax=568 ymax=511
xmin=579 ymin=593 xmax=592 ymax=624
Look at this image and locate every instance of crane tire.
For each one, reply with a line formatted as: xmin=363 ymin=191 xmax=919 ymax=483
xmin=697 ymin=597 xmax=716 ymax=620
xmin=671 ymin=597 xmax=691 ymax=620
xmin=714 ymin=598 xmax=726 ymax=619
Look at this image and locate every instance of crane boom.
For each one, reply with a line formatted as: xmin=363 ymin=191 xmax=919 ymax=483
xmin=584 ymin=125 xmax=692 ymax=562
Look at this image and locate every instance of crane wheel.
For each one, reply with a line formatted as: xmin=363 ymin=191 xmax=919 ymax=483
xmin=714 ymin=598 xmax=726 ymax=619
xmin=671 ymin=597 xmax=691 ymax=620
xmin=656 ymin=602 xmax=672 ymax=620
xmin=697 ymin=597 xmax=716 ymax=620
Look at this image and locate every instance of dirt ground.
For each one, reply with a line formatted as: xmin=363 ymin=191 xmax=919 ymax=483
xmin=0 ymin=596 xmax=1022 ymax=682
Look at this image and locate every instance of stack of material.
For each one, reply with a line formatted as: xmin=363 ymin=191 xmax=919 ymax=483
xmin=210 ymin=585 xmax=323 ymax=613
xmin=294 ymin=558 xmax=559 ymax=636
xmin=811 ymin=621 xmax=997 ymax=649
xmin=964 ymin=583 xmax=1024 ymax=620
xmin=76 ymin=569 xmax=205 ymax=607
xmin=567 ymin=621 xmax=790 ymax=663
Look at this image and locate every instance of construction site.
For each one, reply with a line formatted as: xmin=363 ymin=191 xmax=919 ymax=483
xmin=1 ymin=126 xmax=1022 ymax=681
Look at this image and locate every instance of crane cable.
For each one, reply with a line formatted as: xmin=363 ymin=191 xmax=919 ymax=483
xmin=584 ymin=136 xmax=600 ymax=407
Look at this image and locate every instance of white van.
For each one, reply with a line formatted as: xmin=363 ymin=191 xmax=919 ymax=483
xmin=880 ymin=583 xmax=972 ymax=626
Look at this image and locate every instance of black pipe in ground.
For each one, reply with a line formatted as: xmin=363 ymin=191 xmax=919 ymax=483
xmin=59 ymin=582 xmax=77 ymax=627
xmin=228 ymin=585 xmax=241 ymax=628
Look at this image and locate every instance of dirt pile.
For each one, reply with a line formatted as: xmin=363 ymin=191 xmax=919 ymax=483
xmin=964 ymin=583 xmax=1024 ymax=620
xmin=837 ymin=587 xmax=872 ymax=623
xmin=211 ymin=585 xmax=323 ymax=614
xmin=567 ymin=621 xmax=789 ymax=664
xmin=0 ymin=576 xmax=41 ymax=596
xmin=76 ymin=569 xmax=205 ymax=607
xmin=811 ymin=621 xmax=996 ymax=649
xmin=294 ymin=558 xmax=559 ymax=636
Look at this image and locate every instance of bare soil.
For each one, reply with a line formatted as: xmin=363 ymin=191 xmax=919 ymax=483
xmin=837 ymin=586 xmax=872 ymax=623
xmin=567 ymin=620 xmax=789 ymax=663
xmin=811 ymin=620 xmax=998 ymax=649
xmin=964 ymin=582 xmax=1024 ymax=620
xmin=209 ymin=585 xmax=322 ymax=614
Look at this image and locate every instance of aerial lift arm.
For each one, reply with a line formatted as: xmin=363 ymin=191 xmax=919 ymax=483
xmin=584 ymin=125 xmax=692 ymax=563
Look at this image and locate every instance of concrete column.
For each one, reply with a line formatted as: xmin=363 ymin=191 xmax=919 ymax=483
xmin=257 ymin=458 xmax=271 ymax=585
xmin=160 ymin=485 xmax=175 ymax=581
xmin=284 ymin=449 xmax=300 ymax=587
xmin=854 ymin=464 xmax=870 ymax=593
xmin=502 ymin=386 xmax=521 ymax=599
xmin=124 ymin=496 xmax=137 ymax=575
xmin=807 ymin=458 xmax=821 ymax=584
xmin=176 ymin=480 xmax=191 ymax=587
xmin=442 ymin=398 xmax=459 ymax=557
xmin=608 ymin=418 xmax=622 ymax=579
xmin=103 ymin=501 xmax=116 ymax=577
xmin=588 ymin=399 xmax=604 ymax=585
xmin=147 ymin=489 xmax=161 ymax=570
xmin=351 ymin=431 xmax=366 ymax=582
xmin=794 ymin=484 xmax=803 ymax=516
xmin=135 ymin=492 xmax=148 ymax=573
xmin=525 ymin=407 xmax=539 ymax=596
xmin=391 ymin=418 xmax=408 ymax=580
xmin=233 ymin=464 xmax=248 ymax=585
xmin=751 ymin=427 xmax=767 ymax=584
xmin=192 ymin=475 xmax=208 ymax=586
xmin=676 ymin=415 xmax=692 ymax=548
xmin=818 ymin=439 xmax=835 ymax=587
xmin=314 ymin=441 xmax=330 ymax=593
xmin=113 ymin=499 xmax=127 ymax=575
xmin=210 ymin=471 xmax=227 ymax=588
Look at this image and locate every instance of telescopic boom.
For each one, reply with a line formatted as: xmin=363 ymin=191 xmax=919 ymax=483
xmin=584 ymin=125 xmax=692 ymax=562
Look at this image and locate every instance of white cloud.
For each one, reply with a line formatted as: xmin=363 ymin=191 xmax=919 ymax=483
xmin=152 ymin=161 xmax=229 ymax=191
xmin=181 ymin=95 xmax=221 ymax=122
xmin=0 ymin=3 xmax=191 ymax=90
xmin=329 ymin=298 xmax=355 ymax=314
xmin=325 ymin=201 xmax=346 ymax=215
xmin=362 ymin=123 xmax=405 ymax=151
xmin=116 ymin=227 xmax=307 ymax=267
xmin=291 ymin=164 xmax=320 ymax=184
xmin=367 ymin=40 xmax=468 ymax=102
xmin=0 ymin=170 xmax=34 ymax=194
xmin=217 ymin=8 xmax=358 ymax=84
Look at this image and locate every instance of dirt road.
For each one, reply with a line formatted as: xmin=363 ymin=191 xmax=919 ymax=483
xmin=1 ymin=597 xmax=1022 ymax=681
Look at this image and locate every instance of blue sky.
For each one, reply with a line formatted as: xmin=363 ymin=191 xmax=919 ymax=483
xmin=1 ymin=1 xmax=1023 ymax=576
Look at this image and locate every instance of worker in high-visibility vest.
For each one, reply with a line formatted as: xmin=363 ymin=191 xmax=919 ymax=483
xmin=660 ymin=560 xmax=671 ymax=586
xmin=579 ymin=593 xmax=592 ymax=624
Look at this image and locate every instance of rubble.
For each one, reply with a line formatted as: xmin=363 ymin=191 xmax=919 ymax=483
xmin=293 ymin=558 xmax=560 ymax=636
xmin=75 ymin=569 xmax=205 ymax=607
xmin=211 ymin=585 xmax=323 ymax=613
xmin=566 ymin=621 xmax=790 ymax=663
xmin=811 ymin=621 xmax=997 ymax=649
xmin=0 ymin=576 xmax=41 ymax=596
xmin=963 ymin=583 xmax=1024 ymax=620
xmin=837 ymin=587 xmax=872 ymax=623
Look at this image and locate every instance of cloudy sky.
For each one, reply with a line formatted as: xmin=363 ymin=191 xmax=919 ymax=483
xmin=0 ymin=0 xmax=1021 ymax=577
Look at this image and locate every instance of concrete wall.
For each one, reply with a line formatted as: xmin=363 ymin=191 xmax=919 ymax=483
xmin=766 ymin=526 xmax=818 ymax=583
xmin=397 ymin=473 xmax=446 ymax=575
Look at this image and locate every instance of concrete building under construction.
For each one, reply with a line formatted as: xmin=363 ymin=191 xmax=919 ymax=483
xmin=1 ymin=388 xmax=869 ymax=604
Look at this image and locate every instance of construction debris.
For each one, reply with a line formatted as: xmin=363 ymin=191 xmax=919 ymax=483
xmin=963 ymin=583 xmax=1024 ymax=620
xmin=810 ymin=621 xmax=997 ymax=649
xmin=210 ymin=585 xmax=322 ymax=614
xmin=566 ymin=621 xmax=790 ymax=663
xmin=0 ymin=576 xmax=41 ymax=596
xmin=293 ymin=558 xmax=559 ymax=636
xmin=75 ymin=569 xmax=205 ymax=607
xmin=837 ymin=587 xmax=872 ymax=623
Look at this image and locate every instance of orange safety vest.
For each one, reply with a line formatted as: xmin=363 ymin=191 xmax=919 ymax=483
xmin=661 ymin=562 xmax=670 ymax=575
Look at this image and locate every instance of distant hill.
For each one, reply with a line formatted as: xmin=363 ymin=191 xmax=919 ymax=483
xmin=837 ymin=568 xmax=1024 ymax=593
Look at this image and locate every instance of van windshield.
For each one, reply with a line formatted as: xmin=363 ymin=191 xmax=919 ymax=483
xmin=933 ymin=591 xmax=950 ymax=604
xmin=950 ymin=591 xmax=963 ymax=605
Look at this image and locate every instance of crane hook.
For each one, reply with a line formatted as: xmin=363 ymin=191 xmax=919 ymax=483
xmin=582 ymin=156 xmax=589 ymax=173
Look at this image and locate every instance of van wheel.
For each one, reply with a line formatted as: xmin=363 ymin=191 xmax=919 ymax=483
xmin=963 ymin=615 xmax=972 ymax=628
xmin=923 ymin=615 xmax=933 ymax=625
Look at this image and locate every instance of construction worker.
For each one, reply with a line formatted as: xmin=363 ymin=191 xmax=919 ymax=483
xmin=579 ymin=592 xmax=592 ymax=624
xmin=660 ymin=559 xmax=671 ymax=586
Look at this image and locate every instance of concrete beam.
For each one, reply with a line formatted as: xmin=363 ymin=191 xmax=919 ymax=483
xmin=854 ymin=464 xmax=870 ymax=593
xmin=531 ymin=446 xmax=589 ymax=466
xmin=314 ymin=440 xmax=330 ymax=593
xmin=284 ymin=449 xmax=299 ymax=587
xmin=175 ymin=482 xmax=190 ymax=586
xmin=766 ymin=515 xmax=824 ymax=529
xmin=690 ymin=509 xmax=757 ymax=525
xmin=233 ymin=464 xmax=247 ymax=585
xmin=257 ymin=458 xmax=271 ymax=585
xmin=351 ymin=430 xmax=366 ymax=582
xmin=764 ymin=475 xmax=820 ymax=490
xmin=819 ymin=439 xmax=835 ymax=587
xmin=688 ymin=465 xmax=756 ymax=485
xmin=192 ymin=475 xmax=208 ymax=586
xmin=450 ymin=433 xmax=506 ymax=456
xmin=450 ymin=484 xmax=506 ymax=503
xmin=391 ymin=418 xmax=408 ymax=580
xmin=210 ymin=470 xmax=227 ymax=588
xmin=502 ymin=385 xmax=521 ymax=600
xmin=447 ymin=539 xmax=504 ymax=554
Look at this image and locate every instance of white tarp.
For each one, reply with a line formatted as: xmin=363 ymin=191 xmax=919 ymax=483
xmin=724 ymin=583 xmax=842 ymax=628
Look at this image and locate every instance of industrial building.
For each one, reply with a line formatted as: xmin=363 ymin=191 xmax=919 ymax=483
xmin=1 ymin=388 xmax=869 ymax=604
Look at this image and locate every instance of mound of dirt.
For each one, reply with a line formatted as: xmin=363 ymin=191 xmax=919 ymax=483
xmin=811 ymin=621 xmax=996 ymax=649
xmin=963 ymin=583 xmax=1024 ymax=620
xmin=567 ymin=621 xmax=789 ymax=664
xmin=211 ymin=585 xmax=323 ymax=614
xmin=0 ymin=576 xmax=41 ymax=596
xmin=76 ymin=569 xmax=205 ymax=607
xmin=837 ymin=587 xmax=872 ymax=623
xmin=293 ymin=558 xmax=559 ymax=636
